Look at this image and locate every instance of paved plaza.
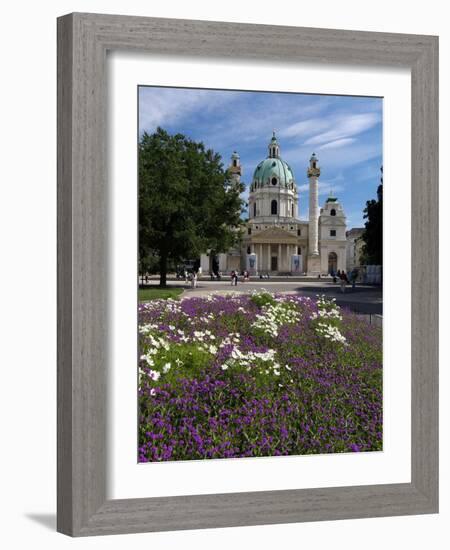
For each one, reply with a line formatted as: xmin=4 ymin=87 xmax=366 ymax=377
xmin=144 ymin=278 xmax=382 ymax=316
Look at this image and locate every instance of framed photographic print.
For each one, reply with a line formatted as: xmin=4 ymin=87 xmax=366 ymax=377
xmin=57 ymin=13 xmax=438 ymax=536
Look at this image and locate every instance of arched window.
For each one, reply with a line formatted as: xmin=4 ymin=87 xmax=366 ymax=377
xmin=271 ymin=200 xmax=278 ymax=215
xmin=233 ymin=159 xmax=237 ymax=167
xmin=253 ymin=202 xmax=256 ymax=217
xmin=330 ymin=208 xmax=336 ymax=216
xmin=271 ymin=177 xmax=277 ymax=186
xmin=291 ymin=203 xmax=294 ymax=217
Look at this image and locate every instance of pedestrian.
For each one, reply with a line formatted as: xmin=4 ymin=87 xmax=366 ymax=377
xmin=184 ymin=269 xmax=188 ymax=285
xmin=191 ymin=271 xmax=197 ymax=288
xmin=339 ymin=270 xmax=347 ymax=293
xmin=230 ymin=270 xmax=235 ymax=286
xmin=234 ymin=271 xmax=238 ymax=286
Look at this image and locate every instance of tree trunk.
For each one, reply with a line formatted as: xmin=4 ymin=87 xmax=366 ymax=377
xmin=159 ymin=252 xmax=168 ymax=287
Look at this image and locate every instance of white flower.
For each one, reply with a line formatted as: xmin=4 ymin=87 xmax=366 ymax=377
xmin=163 ymin=363 xmax=171 ymax=373
xmin=148 ymin=369 xmax=161 ymax=381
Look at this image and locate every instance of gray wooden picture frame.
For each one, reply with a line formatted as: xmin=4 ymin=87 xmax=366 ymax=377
xmin=57 ymin=12 xmax=438 ymax=537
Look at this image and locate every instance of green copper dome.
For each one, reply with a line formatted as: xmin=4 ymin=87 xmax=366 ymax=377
xmin=252 ymin=157 xmax=295 ymax=187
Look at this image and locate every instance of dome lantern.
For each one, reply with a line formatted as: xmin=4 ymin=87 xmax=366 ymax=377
xmin=268 ymin=130 xmax=280 ymax=158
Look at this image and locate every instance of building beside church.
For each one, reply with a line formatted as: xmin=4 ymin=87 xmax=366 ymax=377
xmin=200 ymin=133 xmax=349 ymax=276
xmin=346 ymin=227 xmax=365 ymax=271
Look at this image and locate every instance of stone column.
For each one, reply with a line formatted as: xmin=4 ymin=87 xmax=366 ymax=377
xmin=309 ymin=178 xmax=319 ymax=255
xmin=307 ymin=154 xmax=321 ymax=275
xmin=308 ymin=153 xmax=320 ymax=257
xmin=218 ymin=253 xmax=228 ymax=272
xmin=200 ymin=253 xmax=210 ymax=274
xmin=278 ymin=243 xmax=282 ymax=272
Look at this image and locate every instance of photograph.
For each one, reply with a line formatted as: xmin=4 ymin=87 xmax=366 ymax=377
xmin=0 ymin=0 xmax=442 ymax=543
xmin=137 ymin=86 xmax=383 ymax=462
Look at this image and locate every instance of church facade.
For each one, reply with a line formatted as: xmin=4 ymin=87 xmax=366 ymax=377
xmin=200 ymin=133 xmax=348 ymax=276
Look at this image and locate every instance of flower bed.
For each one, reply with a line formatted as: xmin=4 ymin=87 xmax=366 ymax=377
xmin=138 ymin=291 xmax=382 ymax=462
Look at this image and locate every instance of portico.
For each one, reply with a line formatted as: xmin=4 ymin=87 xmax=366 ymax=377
xmin=251 ymin=228 xmax=303 ymax=273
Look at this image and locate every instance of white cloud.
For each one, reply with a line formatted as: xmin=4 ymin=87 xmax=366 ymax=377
xmin=279 ymin=117 xmax=331 ymax=138
xmin=318 ymin=137 xmax=356 ymax=150
xmin=304 ymin=112 xmax=380 ymax=146
xmin=281 ymin=141 xmax=381 ymax=175
xmin=138 ymin=87 xmax=239 ymax=134
xmin=297 ymin=182 xmax=345 ymax=197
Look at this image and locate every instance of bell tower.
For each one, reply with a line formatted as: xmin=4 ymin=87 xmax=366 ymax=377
xmin=229 ymin=151 xmax=242 ymax=183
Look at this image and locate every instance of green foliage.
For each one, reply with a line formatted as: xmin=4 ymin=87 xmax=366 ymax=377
xmin=148 ymin=342 xmax=213 ymax=383
xmin=361 ymin=167 xmax=383 ymax=265
xmin=250 ymin=291 xmax=277 ymax=308
xmin=139 ymin=252 xmax=169 ymax=275
xmin=139 ymin=128 xmax=245 ymax=286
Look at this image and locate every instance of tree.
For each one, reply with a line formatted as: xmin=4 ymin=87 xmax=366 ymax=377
xmin=139 ymin=128 xmax=245 ymax=286
xmin=361 ymin=166 xmax=383 ymax=265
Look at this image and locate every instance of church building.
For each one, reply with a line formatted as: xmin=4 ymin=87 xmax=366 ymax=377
xmin=200 ymin=133 xmax=348 ymax=276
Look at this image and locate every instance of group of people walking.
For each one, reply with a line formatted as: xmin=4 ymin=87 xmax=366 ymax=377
xmin=184 ymin=269 xmax=198 ymax=288
xmin=332 ymin=268 xmax=358 ymax=293
xmin=229 ymin=270 xmax=249 ymax=286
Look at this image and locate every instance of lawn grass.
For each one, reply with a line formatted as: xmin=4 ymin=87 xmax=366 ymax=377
xmin=138 ymin=286 xmax=184 ymax=302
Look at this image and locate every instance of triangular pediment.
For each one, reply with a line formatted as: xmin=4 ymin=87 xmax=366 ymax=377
xmin=251 ymin=226 xmax=298 ymax=243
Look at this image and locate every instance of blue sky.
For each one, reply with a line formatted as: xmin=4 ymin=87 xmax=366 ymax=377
xmin=139 ymin=86 xmax=383 ymax=228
